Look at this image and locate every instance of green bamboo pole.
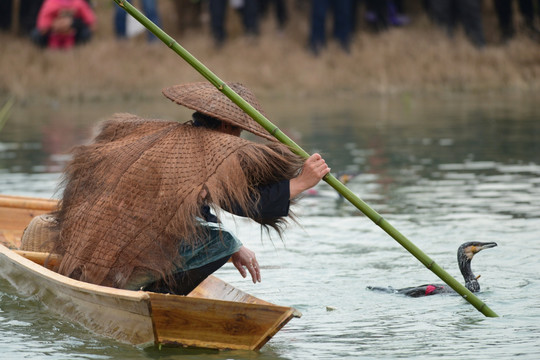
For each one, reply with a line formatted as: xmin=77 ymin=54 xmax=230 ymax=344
xmin=112 ymin=0 xmax=498 ymax=318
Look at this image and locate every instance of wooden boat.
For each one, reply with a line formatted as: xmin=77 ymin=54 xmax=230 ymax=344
xmin=0 ymin=194 xmax=300 ymax=350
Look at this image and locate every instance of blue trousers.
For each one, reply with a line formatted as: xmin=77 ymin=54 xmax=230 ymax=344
xmin=310 ymin=0 xmax=352 ymax=52
xmin=114 ymin=0 xmax=161 ymax=42
xmin=209 ymin=0 xmax=259 ymax=45
xmin=209 ymin=0 xmax=227 ymax=44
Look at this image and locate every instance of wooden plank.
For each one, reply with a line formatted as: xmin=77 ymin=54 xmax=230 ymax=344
xmin=0 ymin=196 xmax=56 ymax=238
xmin=14 ymin=250 xmax=61 ymax=268
xmin=0 ymin=195 xmax=58 ymax=211
xmin=0 ymin=229 xmax=21 ymax=249
xmin=0 ymin=195 xmax=58 ymax=249
xmin=188 ymin=275 xmax=274 ymax=305
xmin=0 ymin=206 xmax=51 ymax=231
xmin=149 ymin=292 xmax=296 ymax=350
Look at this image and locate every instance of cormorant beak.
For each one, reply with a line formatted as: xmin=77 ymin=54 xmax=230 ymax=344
xmin=462 ymin=242 xmax=498 ymax=260
xmin=474 ymin=242 xmax=498 ymax=253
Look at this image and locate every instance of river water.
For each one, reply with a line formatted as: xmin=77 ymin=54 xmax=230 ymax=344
xmin=0 ymin=92 xmax=539 ymax=359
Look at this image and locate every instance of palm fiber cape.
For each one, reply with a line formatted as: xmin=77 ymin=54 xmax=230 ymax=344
xmin=52 ymin=114 xmax=302 ymax=288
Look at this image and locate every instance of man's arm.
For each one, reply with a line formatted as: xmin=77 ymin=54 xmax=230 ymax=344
xmin=289 ymin=153 xmax=330 ymax=198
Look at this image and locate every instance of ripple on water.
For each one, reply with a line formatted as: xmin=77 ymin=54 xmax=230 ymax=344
xmin=1 ymin=96 xmax=540 ymax=359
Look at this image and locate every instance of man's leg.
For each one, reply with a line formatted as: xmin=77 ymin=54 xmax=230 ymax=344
xmin=143 ymin=255 xmax=231 ymax=295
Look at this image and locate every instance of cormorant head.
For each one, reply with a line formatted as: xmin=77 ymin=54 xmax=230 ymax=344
xmin=457 ymin=241 xmax=497 ymax=292
xmin=458 ymin=241 xmax=498 ymax=261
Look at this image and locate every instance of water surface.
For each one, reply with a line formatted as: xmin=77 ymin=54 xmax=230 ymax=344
xmin=1 ymin=92 xmax=539 ymax=359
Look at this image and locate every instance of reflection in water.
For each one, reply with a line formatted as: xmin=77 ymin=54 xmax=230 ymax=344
xmin=0 ymin=93 xmax=539 ymax=359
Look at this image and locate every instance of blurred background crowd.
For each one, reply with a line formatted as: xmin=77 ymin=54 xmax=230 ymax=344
xmin=1 ymin=0 xmax=539 ymax=55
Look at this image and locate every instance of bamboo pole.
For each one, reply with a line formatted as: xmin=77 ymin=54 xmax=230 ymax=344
xmin=112 ymin=0 xmax=498 ymax=318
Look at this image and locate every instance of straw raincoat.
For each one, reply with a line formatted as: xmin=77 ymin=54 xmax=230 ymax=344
xmin=51 ymin=83 xmax=303 ymax=289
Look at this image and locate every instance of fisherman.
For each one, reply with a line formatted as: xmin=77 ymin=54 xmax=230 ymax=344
xmin=52 ymin=82 xmax=330 ymax=295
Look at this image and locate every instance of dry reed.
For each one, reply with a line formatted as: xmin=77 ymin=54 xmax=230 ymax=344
xmin=0 ymin=2 xmax=539 ymax=102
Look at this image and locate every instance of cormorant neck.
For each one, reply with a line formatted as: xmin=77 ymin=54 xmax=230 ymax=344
xmin=465 ymin=278 xmax=480 ymax=292
xmin=459 ymin=257 xmax=480 ymax=292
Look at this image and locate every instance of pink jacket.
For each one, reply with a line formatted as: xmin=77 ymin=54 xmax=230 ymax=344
xmin=37 ymin=0 xmax=96 ymax=31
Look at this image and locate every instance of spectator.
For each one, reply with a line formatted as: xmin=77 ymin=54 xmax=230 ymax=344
xmin=31 ymin=0 xmax=95 ymax=49
xmin=209 ymin=0 xmax=260 ymax=48
xmin=493 ymin=0 xmax=540 ymax=42
xmin=350 ymin=0 xmax=362 ymax=34
xmin=309 ymin=0 xmax=352 ymax=55
xmin=427 ymin=0 xmax=485 ymax=48
xmin=242 ymin=0 xmax=260 ymax=37
xmin=259 ymin=0 xmax=288 ymax=32
xmin=209 ymin=0 xmax=228 ymax=47
xmin=0 ymin=1 xmax=12 ymax=31
xmin=172 ymin=0 xmax=203 ymax=34
xmin=363 ymin=0 xmax=410 ymax=32
xmin=1 ymin=0 xmax=45 ymax=35
xmin=364 ymin=0 xmax=389 ymax=31
xmin=114 ymin=0 xmax=161 ymax=42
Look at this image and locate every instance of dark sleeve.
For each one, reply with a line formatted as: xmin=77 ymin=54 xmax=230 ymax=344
xmin=201 ymin=205 xmax=219 ymax=223
xmin=228 ymin=179 xmax=291 ymax=219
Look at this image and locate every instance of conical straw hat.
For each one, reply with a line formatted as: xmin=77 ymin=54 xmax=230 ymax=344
xmin=162 ymin=82 xmax=274 ymax=141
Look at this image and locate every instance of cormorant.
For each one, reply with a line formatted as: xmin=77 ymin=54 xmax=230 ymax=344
xmin=367 ymin=241 xmax=497 ymax=297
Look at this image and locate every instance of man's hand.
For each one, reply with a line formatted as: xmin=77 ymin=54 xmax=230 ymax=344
xmin=289 ymin=153 xmax=330 ymax=198
xmin=231 ymin=246 xmax=261 ymax=283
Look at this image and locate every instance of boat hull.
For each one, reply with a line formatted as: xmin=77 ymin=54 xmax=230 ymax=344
xmin=0 ymin=194 xmax=299 ymax=350
xmin=0 ymin=244 xmax=156 ymax=345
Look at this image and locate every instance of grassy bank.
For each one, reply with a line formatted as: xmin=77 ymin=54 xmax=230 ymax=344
xmin=1 ymin=2 xmax=539 ymax=102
